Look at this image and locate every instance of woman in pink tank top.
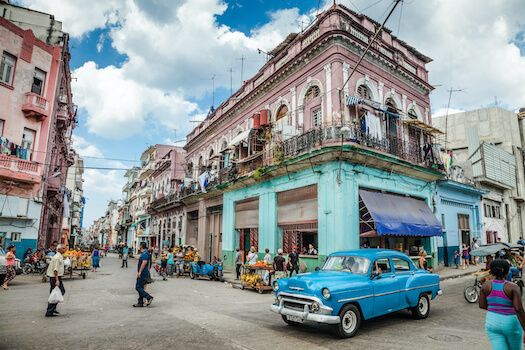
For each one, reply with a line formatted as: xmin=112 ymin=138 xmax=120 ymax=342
xmin=3 ymin=244 xmax=19 ymax=290
xmin=480 ymin=259 xmax=525 ymax=349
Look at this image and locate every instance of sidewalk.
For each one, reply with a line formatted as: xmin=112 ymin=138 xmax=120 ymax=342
xmin=436 ymin=264 xmax=482 ymax=281
xmin=224 ymin=265 xmax=482 ymax=283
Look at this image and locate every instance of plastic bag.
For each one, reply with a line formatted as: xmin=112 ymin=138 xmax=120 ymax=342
xmin=64 ymin=257 xmax=71 ymax=267
xmin=48 ymin=286 xmax=64 ymax=304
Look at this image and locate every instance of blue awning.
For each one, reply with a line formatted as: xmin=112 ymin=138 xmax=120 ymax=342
xmin=359 ymin=190 xmax=443 ymax=237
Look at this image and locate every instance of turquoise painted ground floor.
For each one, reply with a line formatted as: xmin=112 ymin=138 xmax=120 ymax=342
xmin=221 ymin=161 xmax=440 ymax=271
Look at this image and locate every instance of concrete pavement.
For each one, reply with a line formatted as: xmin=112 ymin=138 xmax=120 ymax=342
xmin=0 ymin=254 xmax=495 ymax=349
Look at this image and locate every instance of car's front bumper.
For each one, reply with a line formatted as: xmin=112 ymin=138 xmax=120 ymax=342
xmin=270 ymin=293 xmax=340 ymax=324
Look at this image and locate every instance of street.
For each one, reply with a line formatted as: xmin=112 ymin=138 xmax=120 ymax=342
xmin=0 ymin=254 xmax=493 ymax=350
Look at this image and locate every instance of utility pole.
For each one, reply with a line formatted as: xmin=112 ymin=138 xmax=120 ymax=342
xmin=444 ymin=87 xmax=465 ymax=152
xmin=237 ymin=55 xmax=245 ymax=86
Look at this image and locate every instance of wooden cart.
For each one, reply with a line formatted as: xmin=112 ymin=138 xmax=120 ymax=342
xmin=238 ymin=265 xmax=274 ymax=294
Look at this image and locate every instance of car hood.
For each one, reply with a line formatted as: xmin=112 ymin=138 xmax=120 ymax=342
xmin=284 ymin=270 xmax=367 ymax=291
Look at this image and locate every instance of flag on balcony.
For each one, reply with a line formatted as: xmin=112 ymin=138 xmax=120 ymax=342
xmin=346 ymin=95 xmax=363 ymax=106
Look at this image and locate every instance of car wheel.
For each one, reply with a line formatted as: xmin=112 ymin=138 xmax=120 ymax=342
xmin=282 ymin=315 xmax=301 ymax=326
xmin=412 ymin=294 xmax=430 ymax=319
xmin=335 ymin=304 xmax=361 ymax=338
xmin=464 ymin=286 xmax=479 ymax=303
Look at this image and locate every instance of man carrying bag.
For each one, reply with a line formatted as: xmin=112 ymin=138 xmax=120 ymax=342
xmin=45 ymin=244 xmax=66 ymax=317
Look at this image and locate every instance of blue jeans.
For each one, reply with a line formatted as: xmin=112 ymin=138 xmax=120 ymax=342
xmin=136 ymin=274 xmax=152 ymax=305
xmin=507 ymin=267 xmax=519 ymax=281
xmin=486 ymin=311 xmax=522 ymax=350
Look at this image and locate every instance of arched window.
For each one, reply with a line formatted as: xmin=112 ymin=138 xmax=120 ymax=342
xmin=305 ymin=85 xmax=320 ymax=103
xmin=357 ymin=85 xmax=371 ymax=100
xmin=385 ymin=98 xmax=398 ymax=113
xmin=276 ymin=105 xmax=288 ymax=121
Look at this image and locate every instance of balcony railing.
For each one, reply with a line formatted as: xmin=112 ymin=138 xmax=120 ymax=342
xmin=0 ymin=155 xmax=40 ymax=176
xmin=180 ymin=122 xmax=442 ymax=198
xmin=21 ymin=92 xmax=49 ymax=120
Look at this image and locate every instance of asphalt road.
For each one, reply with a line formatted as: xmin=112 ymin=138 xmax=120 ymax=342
xmin=0 ymin=254 xmax=494 ymax=349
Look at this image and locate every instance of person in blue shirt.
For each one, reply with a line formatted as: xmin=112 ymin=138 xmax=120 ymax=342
xmin=121 ymin=244 xmax=129 ymax=268
xmin=134 ymin=242 xmax=153 ymax=307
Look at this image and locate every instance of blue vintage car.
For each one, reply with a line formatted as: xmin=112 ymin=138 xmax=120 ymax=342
xmin=270 ymin=249 xmax=442 ymax=338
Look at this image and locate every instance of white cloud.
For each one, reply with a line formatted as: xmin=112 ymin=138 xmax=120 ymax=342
xmin=431 ymin=108 xmax=466 ymax=118
xmin=71 ymin=135 xmax=104 ymax=158
xmin=72 ymin=61 xmax=199 ymax=139
xmin=337 ymin=0 xmax=525 ymax=112
xmin=17 ymin=0 xmax=121 ymax=38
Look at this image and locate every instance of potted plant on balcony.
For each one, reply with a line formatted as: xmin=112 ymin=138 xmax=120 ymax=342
xmin=272 ymin=144 xmax=284 ymax=164
xmin=254 ymin=167 xmax=266 ymax=180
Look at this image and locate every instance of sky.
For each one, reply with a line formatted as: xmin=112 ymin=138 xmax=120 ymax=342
xmin=14 ymin=0 xmax=525 ymax=228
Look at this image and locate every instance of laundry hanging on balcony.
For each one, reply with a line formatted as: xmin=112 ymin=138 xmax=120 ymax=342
xmin=346 ymin=95 xmax=363 ymax=106
xmin=198 ymin=171 xmax=210 ymax=193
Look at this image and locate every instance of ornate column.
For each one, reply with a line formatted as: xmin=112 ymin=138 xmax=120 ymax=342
xmin=290 ymin=87 xmax=297 ymax=127
xmin=324 ymin=63 xmax=332 ymax=124
xmin=378 ymin=81 xmax=384 ymax=107
xmin=343 ymin=62 xmax=350 ymax=123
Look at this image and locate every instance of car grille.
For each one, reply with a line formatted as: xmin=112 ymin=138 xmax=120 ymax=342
xmin=283 ymin=301 xmax=306 ymax=311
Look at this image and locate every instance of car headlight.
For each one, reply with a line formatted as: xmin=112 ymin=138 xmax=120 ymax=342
xmin=322 ymin=288 xmax=330 ymax=299
xmin=273 ymin=281 xmax=279 ymax=291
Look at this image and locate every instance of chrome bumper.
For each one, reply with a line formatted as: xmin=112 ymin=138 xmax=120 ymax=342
xmin=270 ymin=294 xmax=340 ymax=325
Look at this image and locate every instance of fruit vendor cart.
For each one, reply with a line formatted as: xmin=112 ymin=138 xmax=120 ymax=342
xmin=63 ymin=250 xmax=90 ymax=279
xmin=238 ymin=264 xmax=274 ymax=294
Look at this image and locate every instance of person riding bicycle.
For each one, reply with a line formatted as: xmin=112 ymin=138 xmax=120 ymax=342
xmin=506 ymin=250 xmax=525 ymax=282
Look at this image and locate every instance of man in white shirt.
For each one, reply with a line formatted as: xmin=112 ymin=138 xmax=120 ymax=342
xmin=45 ymin=244 xmax=66 ymax=317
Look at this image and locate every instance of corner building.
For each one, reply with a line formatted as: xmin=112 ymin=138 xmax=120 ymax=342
xmin=183 ymin=5 xmax=444 ymax=268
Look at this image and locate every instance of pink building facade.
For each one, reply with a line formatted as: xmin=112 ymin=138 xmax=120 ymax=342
xmin=0 ymin=15 xmax=75 ymax=254
xmin=182 ymin=5 xmax=444 ymax=264
xmin=149 ymin=145 xmax=186 ymax=248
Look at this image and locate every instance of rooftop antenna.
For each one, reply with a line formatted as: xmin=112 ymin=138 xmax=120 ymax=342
xmin=257 ymin=48 xmax=273 ymax=62
xmin=236 ymin=55 xmax=245 ymax=86
xmin=444 ymin=87 xmax=467 ymax=152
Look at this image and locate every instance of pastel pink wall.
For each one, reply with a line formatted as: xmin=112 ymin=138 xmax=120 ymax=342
xmin=184 ymin=5 xmax=433 ymax=173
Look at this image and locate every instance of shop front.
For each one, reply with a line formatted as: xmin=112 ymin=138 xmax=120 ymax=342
xmin=358 ymin=189 xmax=443 ymax=268
xmin=222 ymin=161 xmax=443 ymax=272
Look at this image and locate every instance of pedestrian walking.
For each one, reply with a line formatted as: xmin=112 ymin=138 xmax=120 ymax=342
xmin=45 ymin=244 xmax=66 ymax=317
xmin=472 ymin=238 xmax=480 ymax=266
xmin=91 ymin=246 xmax=100 ymax=272
xmin=462 ymin=243 xmax=470 ymax=270
xmin=247 ymin=246 xmax=258 ymax=273
xmin=134 ymin=242 xmax=153 ymax=307
xmin=288 ymin=246 xmax=300 ymax=276
xmin=273 ymin=249 xmax=287 ymax=280
xmin=175 ymin=247 xmax=184 ymax=278
xmin=479 ymin=259 xmax=525 ymax=349
xmin=235 ymin=247 xmax=242 ymax=280
xmin=263 ymin=248 xmax=271 ymax=284
xmin=166 ymin=248 xmax=174 ymax=277
xmin=122 ymin=244 xmax=129 ymax=268
xmin=2 ymin=244 xmax=20 ymax=290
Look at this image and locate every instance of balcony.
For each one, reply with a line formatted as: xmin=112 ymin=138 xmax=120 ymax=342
xmin=56 ymin=104 xmax=69 ymax=126
xmin=0 ymin=155 xmax=41 ymax=183
xmin=47 ymin=176 xmax=61 ymax=192
xmin=21 ymin=92 xmax=49 ymax=120
xmin=181 ymin=122 xmax=444 ymax=200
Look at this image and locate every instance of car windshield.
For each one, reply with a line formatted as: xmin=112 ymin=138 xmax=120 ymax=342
xmin=322 ymin=256 xmax=370 ymax=274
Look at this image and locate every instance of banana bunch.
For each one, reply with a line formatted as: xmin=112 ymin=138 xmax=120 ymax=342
xmin=241 ymin=273 xmax=260 ymax=287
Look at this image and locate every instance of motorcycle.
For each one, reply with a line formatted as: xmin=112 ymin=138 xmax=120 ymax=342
xmin=22 ymin=258 xmax=47 ymax=275
xmin=189 ymin=255 xmax=226 ymax=282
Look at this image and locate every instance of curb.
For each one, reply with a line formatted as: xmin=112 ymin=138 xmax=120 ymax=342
xmin=439 ymin=270 xmax=476 ymax=281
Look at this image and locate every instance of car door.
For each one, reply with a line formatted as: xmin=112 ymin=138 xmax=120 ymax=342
xmin=372 ymin=258 xmax=401 ymax=317
xmin=392 ymin=257 xmax=413 ymax=309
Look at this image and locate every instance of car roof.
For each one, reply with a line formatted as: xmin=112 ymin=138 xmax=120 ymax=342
xmin=328 ymin=249 xmax=411 ymax=260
